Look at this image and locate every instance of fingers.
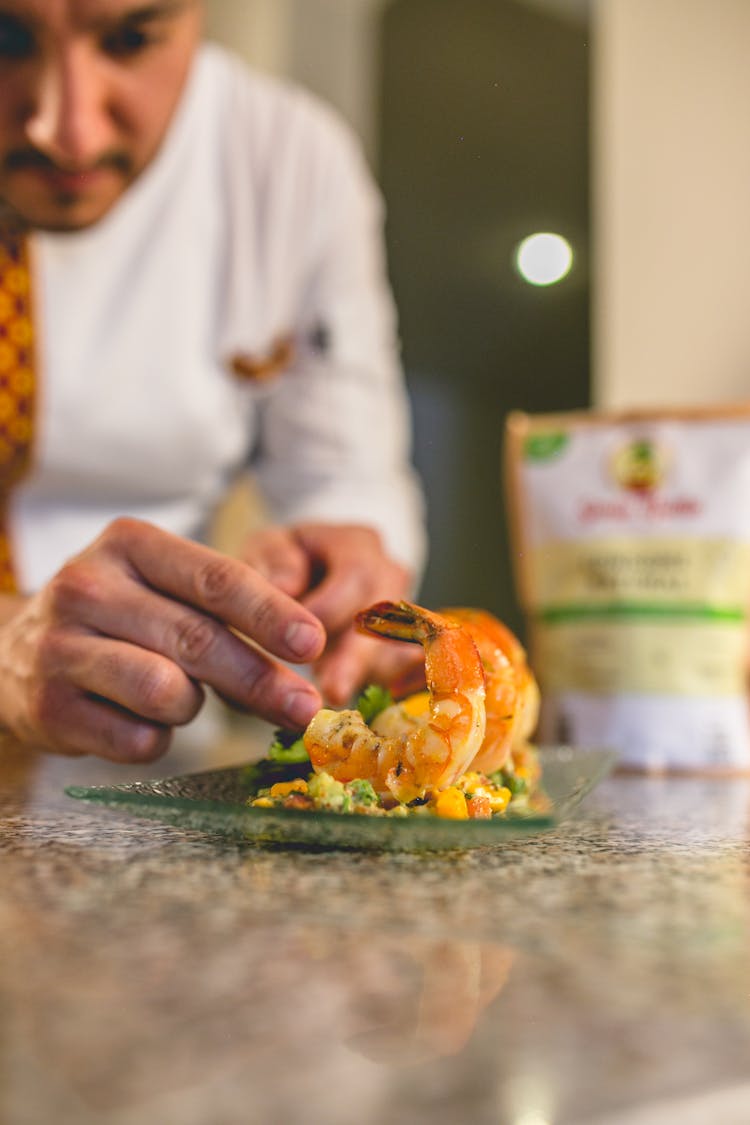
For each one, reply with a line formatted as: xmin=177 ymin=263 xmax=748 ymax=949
xmin=80 ymin=518 xmax=326 ymax=665
xmin=241 ymin=526 xmax=312 ymax=597
xmin=295 ymin=525 xmax=376 ymax=633
xmin=315 ymin=631 xmax=374 ymax=706
xmin=24 ymin=677 xmax=174 ymax=763
xmin=46 ymin=560 xmax=323 ymax=731
xmin=304 ymin=569 xmax=373 ymax=638
xmin=38 ymin=629 xmax=205 ymax=726
xmin=28 ymin=627 xmax=319 ymax=761
xmin=0 ymin=519 xmax=332 ymax=762
xmin=315 ymin=628 xmax=426 ymax=706
xmin=382 ymin=652 xmax=428 ymax=699
xmin=269 ymin=523 xmax=417 ymax=703
xmin=241 ymin=523 xmax=415 ymax=657
xmin=5 ymin=518 xmax=421 ymax=762
xmin=292 ymin=524 xmax=413 ymax=636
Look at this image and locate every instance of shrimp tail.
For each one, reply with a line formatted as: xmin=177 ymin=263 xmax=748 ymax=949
xmin=355 ymin=600 xmax=442 ymax=645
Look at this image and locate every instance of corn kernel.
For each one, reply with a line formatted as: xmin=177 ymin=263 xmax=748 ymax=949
xmin=487 ymin=786 xmax=512 ymax=813
xmin=433 ymin=786 xmax=469 ymax=820
xmin=269 ymin=779 xmax=308 ymax=798
xmin=457 ymin=771 xmax=482 ymax=792
xmin=400 ymin=691 xmax=430 ymax=718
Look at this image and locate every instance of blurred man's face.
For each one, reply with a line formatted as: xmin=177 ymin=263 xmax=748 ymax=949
xmin=0 ymin=0 xmax=202 ymax=231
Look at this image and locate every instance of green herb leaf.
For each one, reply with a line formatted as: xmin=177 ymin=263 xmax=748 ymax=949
xmin=266 ymin=738 xmax=310 ymax=765
xmin=488 ymin=768 xmax=527 ymax=796
xmin=356 ymin=684 xmax=393 ymax=724
xmin=241 ymin=729 xmax=311 ymax=794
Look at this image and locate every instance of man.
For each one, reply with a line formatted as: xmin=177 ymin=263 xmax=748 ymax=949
xmin=0 ymin=0 xmax=426 ymax=762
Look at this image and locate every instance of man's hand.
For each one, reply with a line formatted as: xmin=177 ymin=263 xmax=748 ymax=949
xmin=241 ymin=522 xmax=422 ymax=705
xmin=0 ymin=518 xmax=326 ymax=761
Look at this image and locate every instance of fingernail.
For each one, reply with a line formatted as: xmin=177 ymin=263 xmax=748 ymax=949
xmin=284 ymin=690 xmax=319 ymax=729
xmin=285 ymin=620 xmax=322 ymax=658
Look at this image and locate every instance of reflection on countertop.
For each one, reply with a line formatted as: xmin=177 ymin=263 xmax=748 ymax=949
xmin=3 ymin=720 xmax=750 ymax=1125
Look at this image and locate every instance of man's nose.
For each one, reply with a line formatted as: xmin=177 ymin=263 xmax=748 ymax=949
xmin=25 ymin=48 xmax=115 ymax=166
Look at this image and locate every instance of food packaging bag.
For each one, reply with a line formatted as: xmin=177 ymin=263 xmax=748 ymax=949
xmin=504 ymin=404 xmax=750 ymax=773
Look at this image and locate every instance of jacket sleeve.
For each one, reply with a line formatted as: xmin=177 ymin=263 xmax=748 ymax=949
xmin=249 ymin=94 xmax=427 ymax=580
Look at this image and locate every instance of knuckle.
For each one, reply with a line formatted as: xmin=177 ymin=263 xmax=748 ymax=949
xmin=246 ymin=593 xmax=277 ymax=636
xmin=45 ymin=561 xmax=105 ymax=617
xmin=137 ymin=661 xmax=184 ymax=719
xmin=172 ymin=615 xmax=220 ymax=666
xmin=100 ymin=516 xmax=141 ymax=548
xmin=193 ymin=557 xmax=238 ymax=606
xmin=234 ymin=649 xmax=274 ymax=704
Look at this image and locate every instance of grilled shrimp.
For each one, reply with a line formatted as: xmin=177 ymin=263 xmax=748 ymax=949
xmin=303 ymin=601 xmax=486 ymax=803
xmin=441 ymin=608 xmax=539 ymax=774
xmin=373 ymin=608 xmax=539 ymax=775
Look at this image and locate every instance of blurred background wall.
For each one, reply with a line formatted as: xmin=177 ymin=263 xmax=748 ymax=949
xmin=592 ymin=0 xmax=750 ymax=409
xmin=204 ymin=0 xmax=750 ymax=629
xmin=378 ymin=0 xmax=589 ymax=631
xmin=204 ymin=0 xmax=386 ymax=159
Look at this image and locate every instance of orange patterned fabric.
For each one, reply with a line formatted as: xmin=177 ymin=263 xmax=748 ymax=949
xmin=0 ymin=227 xmax=36 ymax=593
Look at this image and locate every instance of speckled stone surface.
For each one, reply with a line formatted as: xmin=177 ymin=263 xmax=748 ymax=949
xmin=3 ymin=722 xmax=750 ymax=1125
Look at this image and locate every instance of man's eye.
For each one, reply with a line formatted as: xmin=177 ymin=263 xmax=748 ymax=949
xmin=0 ymin=16 xmax=35 ymax=59
xmin=102 ymin=25 xmax=154 ymax=58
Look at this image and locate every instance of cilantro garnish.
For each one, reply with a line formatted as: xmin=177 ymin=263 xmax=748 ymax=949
xmin=356 ymin=684 xmax=393 ymax=724
xmin=488 ymin=768 xmax=527 ymax=796
xmin=267 ymin=728 xmax=309 ymax=764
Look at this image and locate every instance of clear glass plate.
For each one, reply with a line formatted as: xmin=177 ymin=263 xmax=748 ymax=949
xmin=65 ymin=746 xmax=616 ymax=852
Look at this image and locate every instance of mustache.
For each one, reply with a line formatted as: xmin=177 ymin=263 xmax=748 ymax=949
xmin=3 ymin=148 xmax=132 ymax=176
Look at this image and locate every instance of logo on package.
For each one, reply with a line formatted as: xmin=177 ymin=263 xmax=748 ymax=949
xmin=577 ymin=435 xmax=700 ymax=524
xmin=610 ymin=438 xmax=667 ymax=493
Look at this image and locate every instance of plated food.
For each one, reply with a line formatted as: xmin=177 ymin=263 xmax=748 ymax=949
xmin=247 ymin=600 xmax=545 ymax=820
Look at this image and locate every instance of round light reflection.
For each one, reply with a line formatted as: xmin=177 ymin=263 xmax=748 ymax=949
xmin=515 ymin=232 xmax=573 ymax=286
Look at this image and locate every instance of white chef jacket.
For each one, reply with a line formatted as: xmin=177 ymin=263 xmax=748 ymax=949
xmin=12 ymin=43 xmax=426 ymax=593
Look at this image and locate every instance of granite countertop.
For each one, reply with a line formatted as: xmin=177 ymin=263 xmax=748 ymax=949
xmin=3 ymin=718 xmax=750 ymax=1125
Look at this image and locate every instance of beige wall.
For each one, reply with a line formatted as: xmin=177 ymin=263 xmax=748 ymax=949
xmin=203 ymin=0 xmax=292 ymax=73
xmin=203 ymin=0 xmax=386 ymax=161
xmin=592 ymin=0 xmax=750 ymax=409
